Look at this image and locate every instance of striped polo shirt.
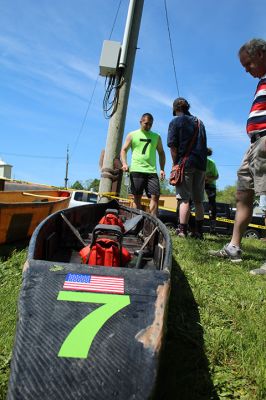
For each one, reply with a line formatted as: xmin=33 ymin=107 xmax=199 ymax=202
xmin=246 ymin=74 xmax=266 ymax=139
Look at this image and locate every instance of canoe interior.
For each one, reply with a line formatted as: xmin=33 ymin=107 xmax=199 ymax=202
xmin=28 ymin=199 xmax=171 ymax=272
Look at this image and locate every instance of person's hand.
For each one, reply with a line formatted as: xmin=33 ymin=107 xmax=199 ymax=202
xmin=121 ymin=163 xmax=129 ymax=172
xmin=160 ymin=170 xmax=166 ymax=180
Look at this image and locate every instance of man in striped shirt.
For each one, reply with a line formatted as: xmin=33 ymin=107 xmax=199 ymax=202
xmin=210 ymin=39 xmax=266 ymax=274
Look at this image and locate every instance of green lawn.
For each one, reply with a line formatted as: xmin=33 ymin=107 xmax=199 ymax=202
xmin=0 ymin=249 xmax=26 ymax=399
xmin=156 ymin=235 xmax=266 ymax=400
xmin=0 ymin=236 xmax=265 ymax=399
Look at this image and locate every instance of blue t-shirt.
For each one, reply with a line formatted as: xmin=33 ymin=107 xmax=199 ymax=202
xmin=167 ymin=114 xmax=207 ymax=170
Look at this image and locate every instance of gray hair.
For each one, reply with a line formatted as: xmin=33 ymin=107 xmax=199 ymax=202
xmin=239 ymin=38 xmax=266 ymax=58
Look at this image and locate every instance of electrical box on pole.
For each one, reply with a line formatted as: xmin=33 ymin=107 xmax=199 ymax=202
xmin=99 ymin=40 xmax=121 ymax=77
xmin=98 ymin=0 xmax=144 ymax=203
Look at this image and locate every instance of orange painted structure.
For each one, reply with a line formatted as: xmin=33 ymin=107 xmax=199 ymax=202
xmin=0 ymin=190 xmax=70 ymax=244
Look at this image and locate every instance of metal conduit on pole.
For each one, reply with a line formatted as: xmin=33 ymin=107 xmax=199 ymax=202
xmin=98 ymin=0 xmax=144 ymax=203
xmin=119 ymin=0 xmax=136 ymax=68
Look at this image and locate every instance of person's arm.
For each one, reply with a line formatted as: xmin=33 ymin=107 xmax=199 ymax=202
xmin=156 ymin=136 xmax=166 ymax=180
xmin=170 ymin=147 xmax=178 ymax=165
xmin=206 ymin=173 xmax=219 ymax=182
xmin=167 ymin=120 xmax=179 ymax=165
xmin=120 ymin=134 xmax=132 ymax=172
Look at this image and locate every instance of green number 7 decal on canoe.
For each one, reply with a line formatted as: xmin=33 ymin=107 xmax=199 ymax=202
xmin=57 ymin=291 xmax=130 ymax=359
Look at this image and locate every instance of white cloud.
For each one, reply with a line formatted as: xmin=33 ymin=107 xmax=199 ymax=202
xmin=0 ymin=34 xmax=29 ymax=55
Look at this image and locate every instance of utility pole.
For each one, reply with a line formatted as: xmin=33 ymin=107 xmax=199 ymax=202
xmin=64 ymin=145 xmax=69 ymax=188
xmin=98 ymin=0 xmax=144 ymax=202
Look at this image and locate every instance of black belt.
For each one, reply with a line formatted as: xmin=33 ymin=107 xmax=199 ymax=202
xmin=251 ymin=131 xmax=266 ymax=143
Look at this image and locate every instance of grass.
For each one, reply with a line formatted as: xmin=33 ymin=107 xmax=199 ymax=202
xmin=0 ymin=248 xmax=26 ymax=400
xmin=156 ymin=234 xmax=266 ymax=400
xmin=0 ymin=236 xmax=265 ymax=399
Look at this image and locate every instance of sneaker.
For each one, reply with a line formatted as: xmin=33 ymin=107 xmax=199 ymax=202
xmin=176 ymin=224 xmax=188 ymax=238
xmin=250 ymin=263 xmax=266 ymax=275
xmin=176 ymin=230 xmax=187 ymax=238
xmin=209 ymin=243 xmax=242 ymax=263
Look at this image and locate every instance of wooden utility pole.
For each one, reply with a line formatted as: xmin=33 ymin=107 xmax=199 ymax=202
xmin=98 ymin=0 xmax=144 ymax=202
xmin=64 ymin=145 xmax=69 ymax=188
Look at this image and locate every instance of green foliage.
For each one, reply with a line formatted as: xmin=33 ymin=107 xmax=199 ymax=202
xmin=217 ymin=185 xmax=237 ymax=206
xmin=160 ymin=180 xmax=175 ymax=194
xmin=70 ymin=179 xmax=100 ymax=192
xmin=85 ymin=179 xmax=100 ymax=192
xmin=70 ymin=180 xmax=84 ymax=190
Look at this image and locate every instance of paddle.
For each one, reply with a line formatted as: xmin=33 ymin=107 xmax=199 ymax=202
xmin=135 ymin=226 xmax=158 ymax=269
xmin=22 ymin=192 xmax=63 ymax=200
xmin=60 ymin=213 xmax=87 ymax=247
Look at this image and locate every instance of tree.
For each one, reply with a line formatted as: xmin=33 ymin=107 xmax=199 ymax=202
xmin=160 ymin=180 xmax=175 ymax=195
xmin=216 ymin=185 xmax=237 ymax=206
xmin=86 ymin=179 xmax=100 ymax=192
xmin=71 ymin=180 xmax=84 ymax=190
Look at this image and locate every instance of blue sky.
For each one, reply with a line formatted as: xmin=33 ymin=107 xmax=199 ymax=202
xmin=0 ymin=0 xmax=265 ymax=190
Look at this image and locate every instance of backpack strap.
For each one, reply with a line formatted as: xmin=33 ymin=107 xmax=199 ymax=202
xmin=91 ymin=224 xmax=123 ymax=244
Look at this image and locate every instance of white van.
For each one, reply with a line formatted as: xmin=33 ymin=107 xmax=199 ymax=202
xmin=69 ymin=191 xmax=98 ymax=208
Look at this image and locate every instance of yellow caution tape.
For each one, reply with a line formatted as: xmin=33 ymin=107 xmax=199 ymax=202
xmin=189 ymin=212 xmax=266 ymax=230
xmin=98 ymin=192 xmax=266 ymax=230
xmin=3 ymin=179 xmax=265 ymax=230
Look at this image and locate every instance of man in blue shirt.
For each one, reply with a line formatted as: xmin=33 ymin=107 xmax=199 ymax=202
xmin=167 ymin=97 xmax=207 ymax=238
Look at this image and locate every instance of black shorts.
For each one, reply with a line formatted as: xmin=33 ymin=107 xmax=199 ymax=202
xmin=130 ymin=172 xmax=160 ymax=196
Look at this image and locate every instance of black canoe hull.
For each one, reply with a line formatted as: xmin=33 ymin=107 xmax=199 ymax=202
xmin=8 ymin=201 xmax=172 ymax=400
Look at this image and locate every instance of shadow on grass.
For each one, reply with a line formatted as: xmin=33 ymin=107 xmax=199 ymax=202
xmin=155 ymin=258 xmax=219 ymax=400
xmin=0 ymin=240 xmax=29 ymax=260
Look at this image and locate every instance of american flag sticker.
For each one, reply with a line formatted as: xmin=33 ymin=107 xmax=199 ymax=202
xmin=63 ymin=273 xmax=124 ymax=295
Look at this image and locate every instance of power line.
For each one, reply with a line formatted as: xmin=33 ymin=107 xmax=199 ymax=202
xmin=108 ymin=0 xmax=123 ymax=39
xmin=0 ymin=152 xmax=64 ymax=160
xmin=70 ymin=0 xmax=123 ymax=156
xmin=70 ymin=76 xmax=99 ymax=159
xmin=164 ymin=0 xmax=180 ymax=97
xmin=217 ymin=164 xmax=240 ymax=167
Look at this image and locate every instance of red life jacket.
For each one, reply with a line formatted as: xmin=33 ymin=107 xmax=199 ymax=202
xmin=79 ymin=238 xmax=131 ymax=268
xmin=98 ymin=214 xmax=125 ymax=233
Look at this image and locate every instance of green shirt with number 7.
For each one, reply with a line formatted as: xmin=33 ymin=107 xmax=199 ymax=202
xmin=129 ymin=129 xmax=160 ymax=173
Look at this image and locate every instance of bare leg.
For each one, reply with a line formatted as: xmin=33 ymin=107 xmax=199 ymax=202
xmin=179 ymin=200 xmax=190 ymax=224
xmin=150 ymin=195 xmax=159 ymax=216
xmin=133 ymin=195 xmax=142 ymax=211
xmin=230 ymin=190 xmax=254 ymax=247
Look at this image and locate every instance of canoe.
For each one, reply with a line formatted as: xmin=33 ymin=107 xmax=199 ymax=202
xmin=8 ymin=200 xmax=172 ymax=400
xmin=0 ymin=190 xmax=71 ymax=244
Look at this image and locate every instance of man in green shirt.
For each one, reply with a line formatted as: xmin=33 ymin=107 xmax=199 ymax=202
xmin=120 ymin=113 xmax=166 ymax=216
xmin=205 ymin=148 xmax=219 ymax=233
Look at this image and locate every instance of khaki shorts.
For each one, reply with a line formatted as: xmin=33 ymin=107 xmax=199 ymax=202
xmin=176 ymin=167 xmax=205 ymax=202
xmin=237 ymin=136 xmax=266 ymax=196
